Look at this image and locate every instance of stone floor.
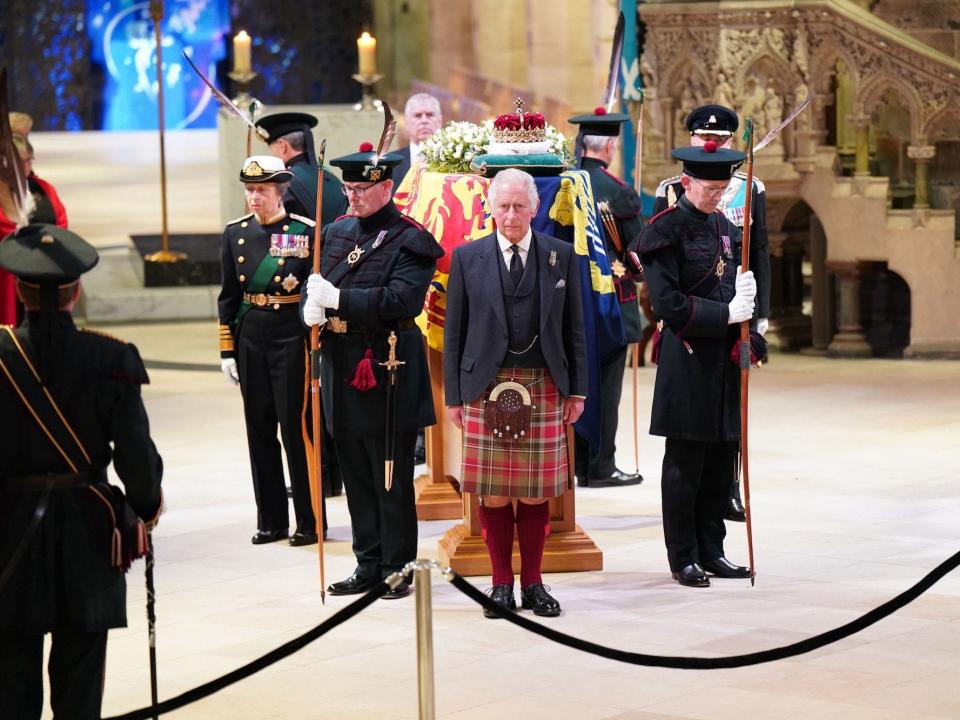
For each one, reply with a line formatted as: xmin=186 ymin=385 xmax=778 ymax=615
xmin=35 ymin=320 xmax=959 ymax=719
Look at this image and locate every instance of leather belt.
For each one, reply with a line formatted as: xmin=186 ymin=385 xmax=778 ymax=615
xmin=4 ymin=470 xmax=102 ymax=492
xmin=326 ymin=318 xmax=417 ymax=335
xmin=243 ymin=292 xmax=301 ymax=309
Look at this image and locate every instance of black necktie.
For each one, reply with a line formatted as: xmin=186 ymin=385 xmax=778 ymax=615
xmin=509 ymin=245 xmax=523 ymax=288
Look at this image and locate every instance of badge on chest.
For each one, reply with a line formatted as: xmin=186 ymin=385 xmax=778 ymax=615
xmin=270 ymin=233 xmax=310 ymax=259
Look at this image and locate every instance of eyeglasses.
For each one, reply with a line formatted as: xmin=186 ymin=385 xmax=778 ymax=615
xmin=341 ymin=183 xmax=378 ymax=197
xmin=687 ymin=176 xmax=728 ymax=196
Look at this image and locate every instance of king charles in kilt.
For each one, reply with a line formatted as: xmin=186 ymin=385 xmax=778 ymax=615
xmin=302 ymin=142 xmax=442 ymax=600
xmin=568 ymin=107 xmax=644 ymax=489
xmin=628 ymin=142 xmax=762 ymax=588
xmin=218 ymin=155 xmax=319 ymax=547
xmin=444 ymin=168 xmax=587 ymax=618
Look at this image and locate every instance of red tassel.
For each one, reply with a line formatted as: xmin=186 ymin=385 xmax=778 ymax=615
xmin=349 ymin=349 xmax=378 ymax=391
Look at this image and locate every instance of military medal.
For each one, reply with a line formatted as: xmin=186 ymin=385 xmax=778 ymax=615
xmin=346 ymin=244 xmax=365 ymax=265
xmin=611 ymin=259 xmax=626 ymax=278
xmin=716 ymin=258 xmax=726 ymax=278
xmin=722 ymin=235 xmax=732 ymax=258
xmin=281 ymin=274 xmax=300 ymax=292
xmin=371 ymin=230 xmax=387 ymax=249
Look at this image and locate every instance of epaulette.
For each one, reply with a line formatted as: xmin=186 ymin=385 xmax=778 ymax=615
xmin=733 ymin=171 xmax=765 ymax=194
xmin=226 ymin=212 xmax=254 ymax=226
xmin=649 ymin=205 xmax=678 ymax=224
xmin=655 ymin=176 xmax=681 ymax=198
xmin=288 ymin=213 xmax=316 ymax=228
xmin=400 ymin=214 xmax=427 ymax=231
xmin=600 ymin=166 xmax=627 ymax=187
xmin=80 ymin=327 xmax=129 ymax=345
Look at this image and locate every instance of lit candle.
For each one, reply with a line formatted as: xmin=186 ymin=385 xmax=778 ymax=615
xmin=357 ymin=31 xmax=377 ymax=76
xmin=233 ymin=30 xmax=252 ymax=74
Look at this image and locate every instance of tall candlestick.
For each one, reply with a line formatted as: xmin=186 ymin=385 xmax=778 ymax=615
xmin=357 ymin=31 xmax=377 ymax=76
xmin=233 ymin=30 xmax=252 ymax=74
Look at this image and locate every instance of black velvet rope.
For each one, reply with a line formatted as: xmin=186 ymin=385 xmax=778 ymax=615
xmin=449 ymin=549 xmax=960 ymax=669
xmin=103 ymin=581 xmax=390 ymax=720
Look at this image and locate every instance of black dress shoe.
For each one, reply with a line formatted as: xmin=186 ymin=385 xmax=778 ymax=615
xmin=576 ymin=475 xmax=589 ymax=488
xmin=701 ymin=556 xmax=752 ymax=579
xmin=672 ymin=563 xmax=710 ymax=587
xmin=251 ymin=529 xmax=288 ymax=545
xmin=289 ymin=532 xmax=318 ymax=547
xmin=327 ymin=573 xmax=379 ymax=595
xmin=725 ymin=497 xmax=746 ymax=522
xmin=583 ymin=469 xmax=644 ymax=488
xmin=483 ymin=584 xmax=517 ymax=619
xmin=382 ymin=580 xmax=411 ymax=600
xmin=520 ymin=583 xmax=561 ymax=617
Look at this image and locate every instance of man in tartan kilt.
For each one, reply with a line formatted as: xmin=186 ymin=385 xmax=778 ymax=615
xmin=444 ymin=168 xmax=587 ymax=618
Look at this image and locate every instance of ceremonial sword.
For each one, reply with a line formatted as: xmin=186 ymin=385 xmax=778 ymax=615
xmin=380 ymin=332 xmax=406 ymax=492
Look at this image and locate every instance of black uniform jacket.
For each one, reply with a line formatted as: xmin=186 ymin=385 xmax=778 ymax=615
xmin=581 ymin=157 xmax=645 ymax=343
xmin=285 ymin=153 xmax=348 ymax=225
xmin=316 ymin=201 xmax=442 ymax=438
xmin=0 ymin=314 xmax=163 ymax=633
xmin=632 ymin=195 xmax=758 ymax=442
xmin=443 ymin=231 xmax=588 ymax=406
xmin=218 ymin=210 xmax=315 ymax=359
xmin=652 ymin=171 xmax=770 ymax=320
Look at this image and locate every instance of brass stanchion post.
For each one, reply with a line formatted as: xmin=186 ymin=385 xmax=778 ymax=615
xmin=399 ymin=560 xmax=438 ymax=719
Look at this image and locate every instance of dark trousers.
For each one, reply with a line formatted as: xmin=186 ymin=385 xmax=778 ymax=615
xmin=575 ymin=344 xmax=628 ymax=479
xmin=0 ymin=630 xmax=107 ymax=720
xmin=237 ymin=310 xmax=316 ymax=534
xmin=335 ymin=431 xmax=418 ymax=578
xmin=661 ymin=438 xmax=737 ymax=571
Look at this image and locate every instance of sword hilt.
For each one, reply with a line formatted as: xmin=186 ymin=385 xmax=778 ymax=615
xmin=379 ymin=330 xmax=406 ymax=373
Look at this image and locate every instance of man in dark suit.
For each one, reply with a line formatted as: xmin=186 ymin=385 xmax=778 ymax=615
xmin=391 ymin=93 xmax=444 ymax=194
xmin=255 ymin=111 xmax=347 ymax=225
xmin=0 ymin=224 xmax=163 ymax=719
xmin=444 ymin=168 xmax=587 ymax=619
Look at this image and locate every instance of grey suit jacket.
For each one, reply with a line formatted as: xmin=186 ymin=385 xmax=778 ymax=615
xmin=444 ymin=231 xmax=588 ymax=405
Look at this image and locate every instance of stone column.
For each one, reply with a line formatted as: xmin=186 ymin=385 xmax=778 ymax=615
xmin=849 ymin=113 xmax=871 ymax=176
xmin=907 ymin=144 xmax=935 ymax=209
xmin=827 ymin=261 xmax=872 ymax=358
xmin=809 ymin=215 xmax=830 ymax=352
xmin=768 ymin=231 xmax=812 ymax=351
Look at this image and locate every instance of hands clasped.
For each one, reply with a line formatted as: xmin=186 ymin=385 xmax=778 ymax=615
xmin=303 ymin=274 xmax=339 ymax=327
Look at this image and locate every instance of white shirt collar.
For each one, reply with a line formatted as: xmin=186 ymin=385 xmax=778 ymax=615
xmin=410 ymin=141 xmax=423 ymax=163
xmin=496 ymin=228 xmax=532 ymax=262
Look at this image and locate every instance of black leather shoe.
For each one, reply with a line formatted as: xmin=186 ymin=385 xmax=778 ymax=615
xmin=382 ymin=580 xmax=411 ymax=600
xmin=576 ymin=475 xmax=589 ymax=488
xmin=251 ymin=529 xmax=288 ymax=545
xmin=289 ymin=532 xmax=318 ymax=547
xmin=520 ymin=583 xmax=561 ymax=617
xmin=702 ymin=556 xmax=752 ymax=579
xmin=584 ymin=469 xmax=644 ymax=488
xmin=672 ymin=563 xmax=710 ymax=587
xmin=483 ymin=584 xmax=517 ymax=619
xmin=327 ymin=573 xmax=379 ymax=595
xmin=725 ymin=497 xmax=746 ymax=522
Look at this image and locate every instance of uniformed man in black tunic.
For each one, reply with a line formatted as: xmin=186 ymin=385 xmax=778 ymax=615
xmin=254 ymin=111 xmax=348 ymax=225
xmin=219 ymin=155 xmax=318 ymax=546
xmin=568 ymin=107 xmax=644 ymax=489
xmin=302 ymin=143 xmax=442 ymax=600
xmin=629 ymin=143 xmax=758 ymax=587
xmin=651 ymin=105 xmax=770 ymax=521
xmin=0 ymin=224 xmax=163 ymax=719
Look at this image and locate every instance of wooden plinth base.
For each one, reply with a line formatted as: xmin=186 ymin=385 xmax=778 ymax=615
xmin=414 ymin=473 xmax=463 ymax=521
xmin=438 ymin=522 xmax=603 ymax=576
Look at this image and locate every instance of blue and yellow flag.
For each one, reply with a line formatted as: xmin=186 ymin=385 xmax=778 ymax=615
xmin=532 ymin=170 xmax=626 ymax=448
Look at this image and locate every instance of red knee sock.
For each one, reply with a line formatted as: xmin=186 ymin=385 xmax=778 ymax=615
xmin=478 ymin=503 xmax=516 ymax=586
xmin=515 ymin=501 xmax=550 ymax=588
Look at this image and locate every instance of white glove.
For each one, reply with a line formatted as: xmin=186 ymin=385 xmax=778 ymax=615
xmin=734 ymin=268 xmax=757 ymax=300
xmin=303 ymin=303 xmax=327 ymax=327
xmin=221 ymin=358 xmax=239 ymax=386
xmin=757 ymin=317 xmax=769 ymax=336
xmin=306 ymin=273 xmax=340 ymax=310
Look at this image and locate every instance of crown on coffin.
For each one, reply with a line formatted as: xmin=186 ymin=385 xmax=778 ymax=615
xmin=492 ymin=97 xmax=547 ymax=143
